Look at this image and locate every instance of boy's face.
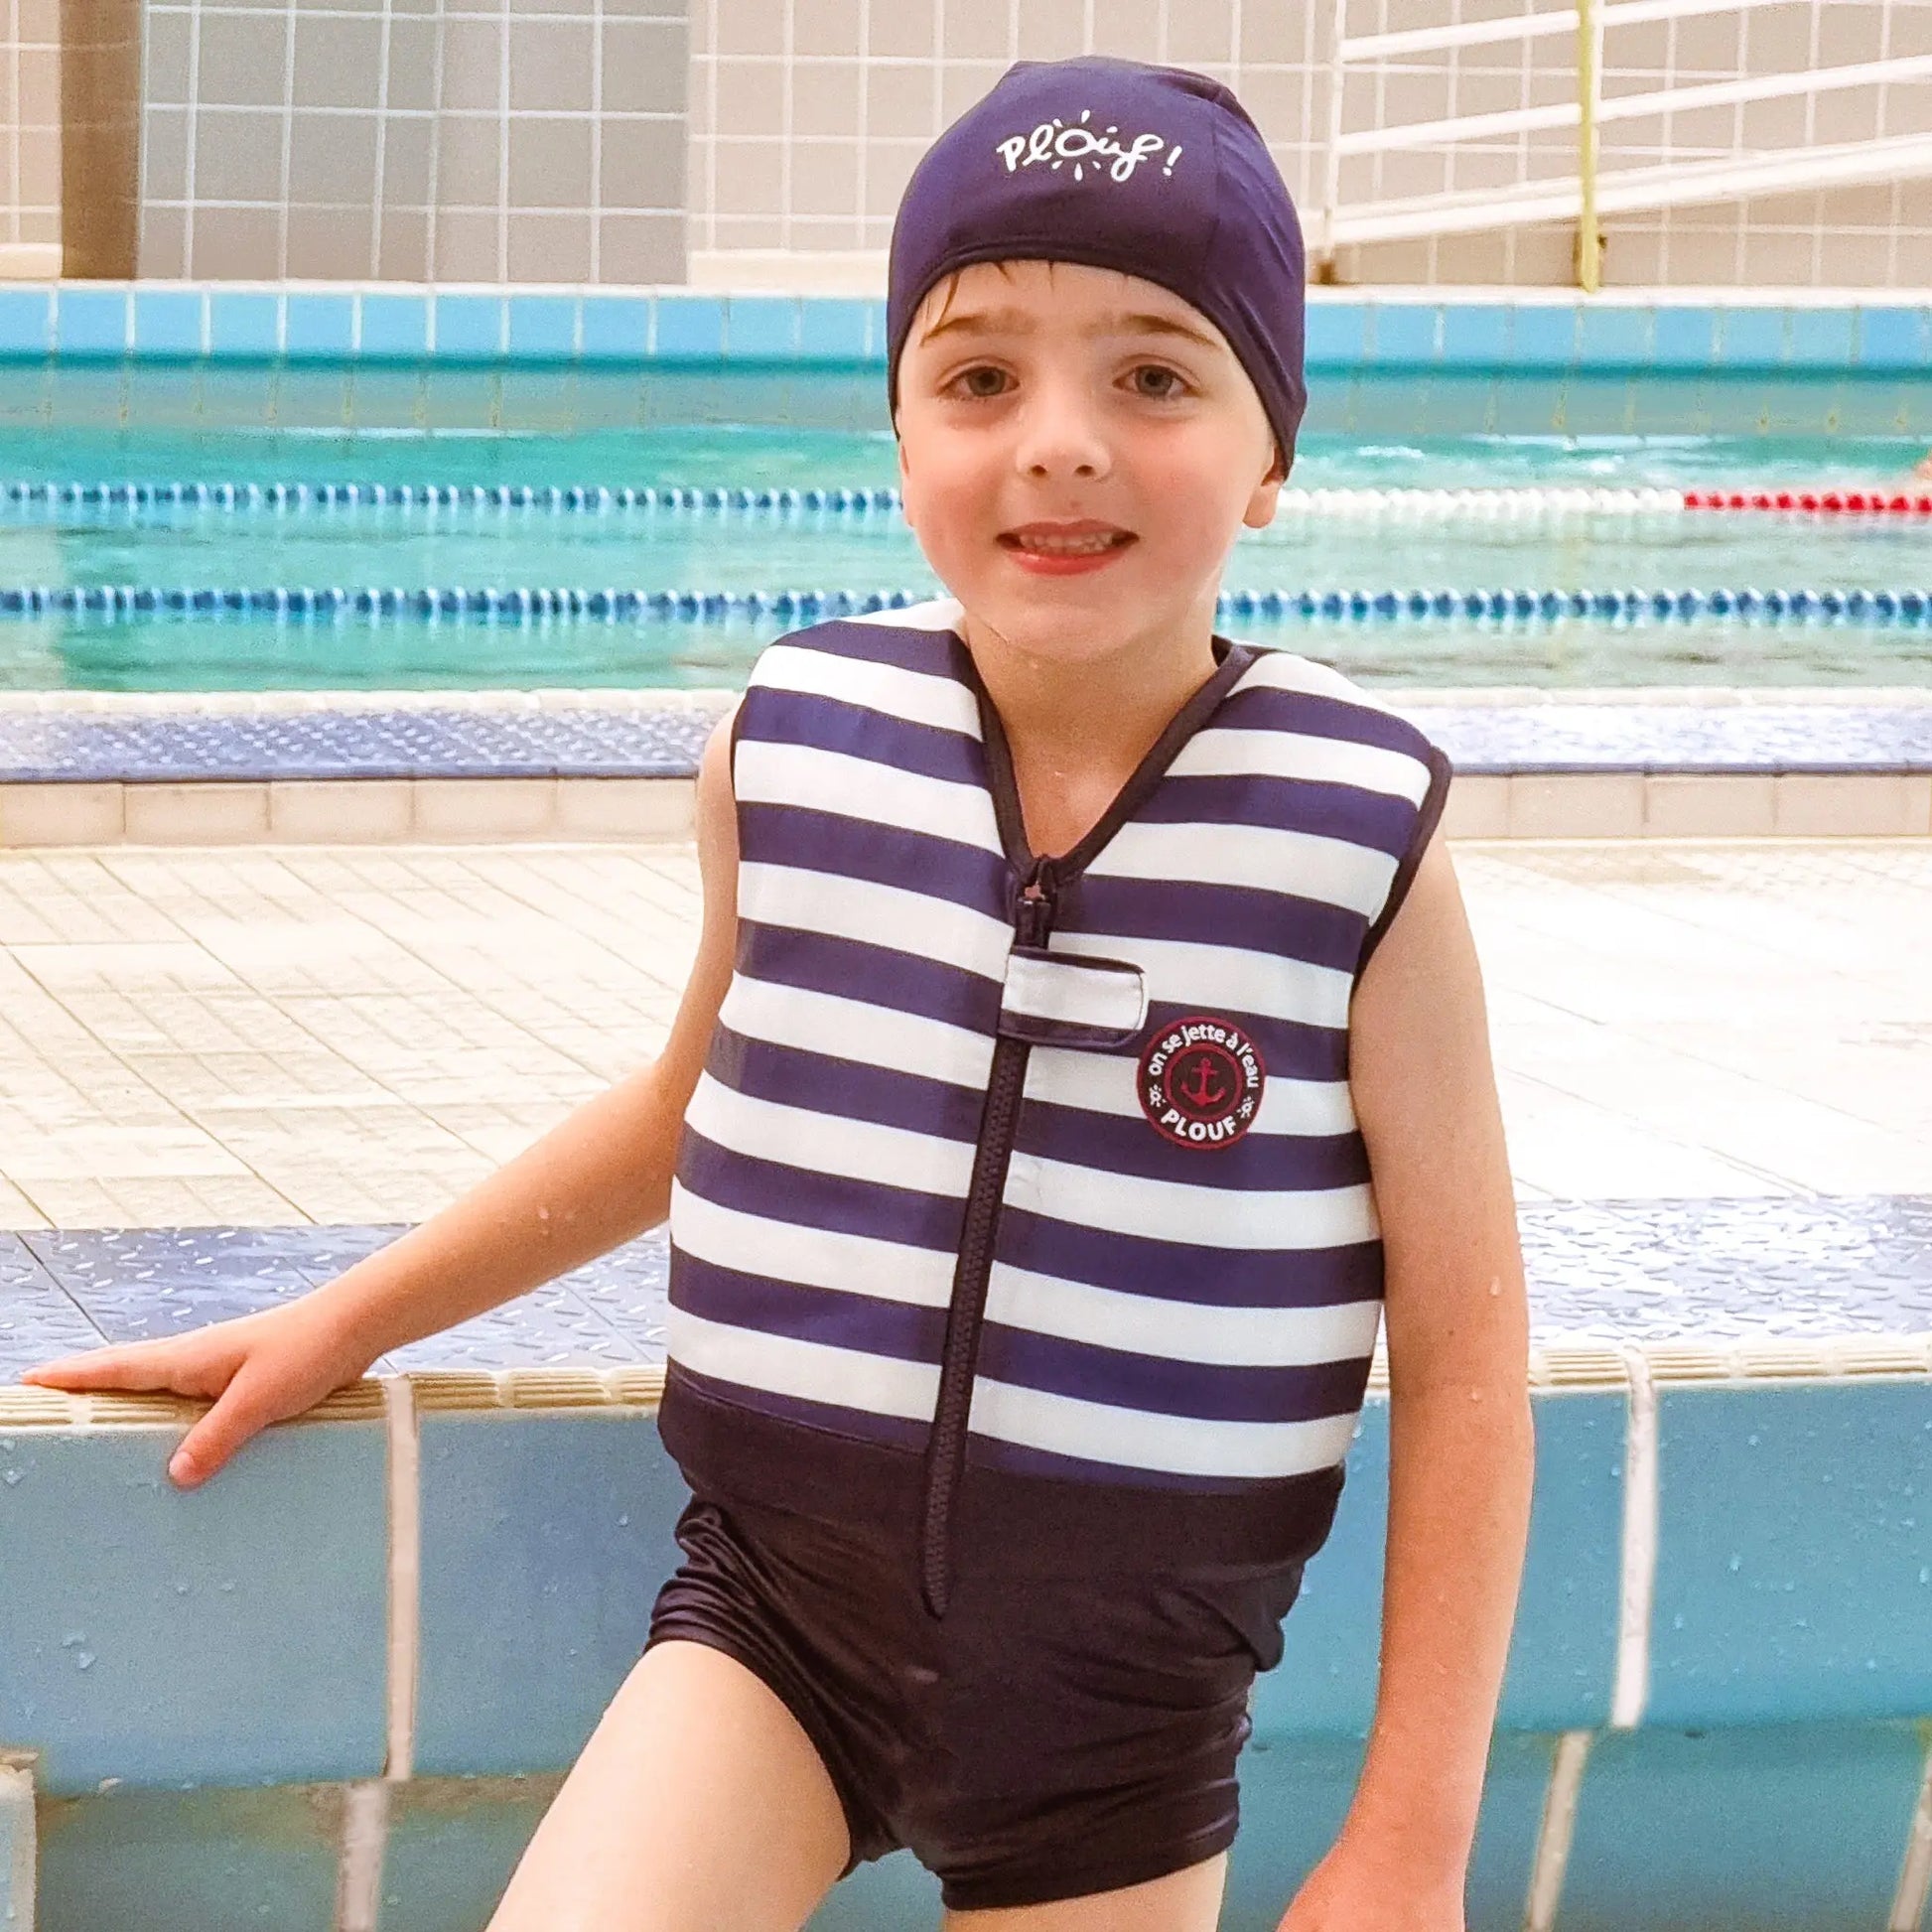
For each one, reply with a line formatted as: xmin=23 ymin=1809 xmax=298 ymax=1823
xmin=895 ymin=260 xmax=1285 ymax=668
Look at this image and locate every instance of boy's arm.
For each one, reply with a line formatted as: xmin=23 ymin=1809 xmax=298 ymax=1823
xmin=1286 ymin=830 xmax=1535 ymax=1925
xmin=307 ymin=714 xmax=742 ymax=1364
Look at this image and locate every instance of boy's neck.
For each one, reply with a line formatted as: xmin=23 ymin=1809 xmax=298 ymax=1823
xmin=960 ymin=604 xmax=1223 ymax=859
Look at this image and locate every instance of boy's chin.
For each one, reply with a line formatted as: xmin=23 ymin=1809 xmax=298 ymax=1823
xmin=961 ymin=587 xmax=1170 ymax=662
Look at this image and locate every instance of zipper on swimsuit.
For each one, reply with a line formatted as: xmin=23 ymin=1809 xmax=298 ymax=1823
xmin=918 ymin=858 xmax=1057 ymax=1619
xmin=915 ymin=635 xmax=1258 ymax=1620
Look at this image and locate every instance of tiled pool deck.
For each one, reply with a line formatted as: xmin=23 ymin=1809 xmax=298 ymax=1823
xmin=1 ymin=835 xmax=1929 ymax=1380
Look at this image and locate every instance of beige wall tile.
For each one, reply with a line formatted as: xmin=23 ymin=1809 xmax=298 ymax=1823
xmin=200 ymin=8 xmax=293 ymax=109
xmin=508 ymin=19 xmax=597 ymax=113
xmin=710 ymin=54 xmax=784 ymax=135
xmin=192 ymin=106 xmax=287 ymax=204
xmin=375 ymin=207 xmax=431 ymax=278
xmin=139 ymin=202 xmax=190 ymax=274
xmin=143 ymin=8 xmax=194 ymax=103
xmin=555 ymin=777 xmax=696 ymax=839
xmin=1166 ymin=0 xmax=1236 ymax=67
xmin=1643 ymin=775 xmax=1776 ymax=839
xmin=940 ymin=0 xmax=1011 ymax=62
xmin=124 ymin=783 xmax=272 ymax=844
xmin=508 ymin=208 xmax=594 ymax=279
xmin=289 ymin=111 xmax=381 ymax=205
xmin=412 ymin=778 xmax=558 ymax=840
xmin=143 ymin=104 xmax=190 ymax=204
xmin=292 ymin=14 xmax=385 ymax=109
xmin=0 ymin=784 xmax=125 ymax=847
xmin=792 ymin=0 xmax=861 ymax=59
xmin=1773 ymin=775 xmax=1926 ymax=838
xmin=509 ymin=118 xmax=595 ymax=207
xmin=1507 ymin=773 xmax=1645 ymax=840
xmin=268 ymin=781 xmax=413 ymax=843
xmin=429 ymin=207 xmax=502 ymax=279
xmin=187 ymin=202 xmax=281 ymax=276
xmin=716 ymin=0 xmax=784 ymax=58
xmin=384 ymin=17 xmax=440 ymax=112
xmin=870 ymin=5 xmax=934 ymax=62
xmin=439 ymin=20 xmax=505 ymax=113
xmin=1015 ymin=6 xmax=1083 ymax=62
xmin=380 ymin=115 xmax=435 ymax=208
xmin=285 ymin=203 xmax=378 ymax=277
xmin=601 ymin=116 xmax=687 ymax=211
xmin=790 ymin=58 xmax=861 ymax=138
xmin=788 ymin=138 xmax=858 ymax=219
xmin=602 ymin=18 xmax=688 ymax=114
xmin=598 ymin=208 xmax=685 ymax=279
xmin=712 ymin=137 xmax=784 ymax=219
xmin=1438 ymin=774 xmax=1509 ymax=841
xmin=435 ymin=115 xmax=505 ymax=208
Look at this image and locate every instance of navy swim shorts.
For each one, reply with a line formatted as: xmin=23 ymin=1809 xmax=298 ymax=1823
xmin=643 ymin=1480 xmax=1333 ymax=1913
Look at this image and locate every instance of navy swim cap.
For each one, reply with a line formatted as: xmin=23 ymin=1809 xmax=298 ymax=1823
xmin=888 ymin=55 xmax=1308 ymax=465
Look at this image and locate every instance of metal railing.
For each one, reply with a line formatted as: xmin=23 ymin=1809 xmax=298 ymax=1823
xmin=1314 ymin=0 xmax=1932 ymax=289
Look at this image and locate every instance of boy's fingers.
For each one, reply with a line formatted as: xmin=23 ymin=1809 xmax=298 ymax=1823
xmin=170 ymin=1382 xmax=272 ymax=1487
xmin=22 ymin=1349 xmax=157 ymax=1390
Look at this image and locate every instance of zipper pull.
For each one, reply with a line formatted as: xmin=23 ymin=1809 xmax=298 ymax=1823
xmin=1015 ymin=859 xmax=1057 ymax=948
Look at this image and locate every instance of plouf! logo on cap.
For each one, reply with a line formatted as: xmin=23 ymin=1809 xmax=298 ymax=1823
xmin=995 ymin=108 xmax=1183 ymax=184
xmin=1138 ymin=1015 xmax=1265 ymax=1150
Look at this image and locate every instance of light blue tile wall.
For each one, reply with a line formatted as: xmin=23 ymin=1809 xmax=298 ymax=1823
xmin=4 ymin=286 xmax=1928 ymax=377
xmin=35 ymin=1785 xmax=344 ymax=1932
xmin=411 ymin=1410 xmax=685 ymax=1778
xmin=0 ymin=1419 xmax=388 ymax=1796
xmin=1268 ymin=1390 xmax=1624 ymax=1740
xmin=1646 ymin=1381 xmax=1932 ymax=1727
xmin=379 ymin=1777 xmax=560 ymax=1932
xmin=1559 ymin=1722 xmax=1928 ymax=1931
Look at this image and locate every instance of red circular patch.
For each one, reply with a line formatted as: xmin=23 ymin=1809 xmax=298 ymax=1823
xmin=1138 ymin=1016 xmax=1266 ymax=1150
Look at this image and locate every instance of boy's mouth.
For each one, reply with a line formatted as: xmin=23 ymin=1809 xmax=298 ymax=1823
xmin=998 ymin=521 xmax=1137 ymax=575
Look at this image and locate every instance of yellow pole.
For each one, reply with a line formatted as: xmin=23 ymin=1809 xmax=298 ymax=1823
xmin=1577 ymin=0 xmax=1603 ymax=292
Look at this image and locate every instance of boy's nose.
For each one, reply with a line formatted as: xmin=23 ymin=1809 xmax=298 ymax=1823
xmin=1014 ymin=390 xmax=1112 ymax=483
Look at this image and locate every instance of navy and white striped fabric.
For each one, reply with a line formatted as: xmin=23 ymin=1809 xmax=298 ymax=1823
xmin=665 ymin=600 xmax=1449 ymax=1490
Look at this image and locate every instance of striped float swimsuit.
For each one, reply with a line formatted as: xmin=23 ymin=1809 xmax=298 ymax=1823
xmin=659 ymin=600 xmax=1451 ymax=1612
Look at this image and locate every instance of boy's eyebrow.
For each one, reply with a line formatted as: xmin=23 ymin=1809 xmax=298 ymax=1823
xmin=919 ymin=307 xmax=1225 ymax=352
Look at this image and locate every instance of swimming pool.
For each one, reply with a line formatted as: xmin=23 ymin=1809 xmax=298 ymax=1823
xmin=1 ymin=360 xmax=1929 ymax=692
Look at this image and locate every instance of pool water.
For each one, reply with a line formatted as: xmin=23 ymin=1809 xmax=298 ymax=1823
xmin=1 ymin=362 xmax=1928 ymax=692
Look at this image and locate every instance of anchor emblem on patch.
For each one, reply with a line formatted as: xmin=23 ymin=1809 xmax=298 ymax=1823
xmin=1137 ymin=1015 xmax=1266 ymax=1150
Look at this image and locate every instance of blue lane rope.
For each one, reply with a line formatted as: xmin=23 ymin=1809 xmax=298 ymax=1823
xmin=0 ymin=585 xmax=1929 ymax=624
xmin=0 ymin=479 xmax=907 ymax=514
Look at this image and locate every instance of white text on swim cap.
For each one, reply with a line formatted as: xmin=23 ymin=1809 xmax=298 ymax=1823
xmin=995 ymin=110 xmax=1182 ymax=185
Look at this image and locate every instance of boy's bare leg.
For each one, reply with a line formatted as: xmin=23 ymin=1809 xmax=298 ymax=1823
xmin=942 ymin=1852 xmax=1229 ymax=1932
xmin=486 ymin=1639 xmax=852 ymax=1932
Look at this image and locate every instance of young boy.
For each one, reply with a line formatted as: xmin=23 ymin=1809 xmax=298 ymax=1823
xmin=28 ymin=57 xmax=1533 ymax=1932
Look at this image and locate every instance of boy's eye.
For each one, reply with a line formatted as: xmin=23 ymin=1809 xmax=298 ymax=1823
xmin=1128 ymin=364 xmax=1187 ymax=399
xmin=953 ymin=365 xmax=1013 ymax=399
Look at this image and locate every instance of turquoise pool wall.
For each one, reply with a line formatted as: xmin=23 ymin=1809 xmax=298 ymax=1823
xmin=3 ymin=1350 xmax=1930 ymax=1931
xmin=0 ymin=285 xmax=1928 ymax=373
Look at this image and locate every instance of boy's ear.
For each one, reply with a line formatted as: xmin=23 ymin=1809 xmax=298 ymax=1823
xmin=1243 ymin=445 xmax=1289 ymax=529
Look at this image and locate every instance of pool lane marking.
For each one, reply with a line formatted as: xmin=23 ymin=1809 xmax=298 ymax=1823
xmin=1610 ymin=1343 xmax=1658 ymax=1731
xmin=1892 ymin=1736 xmax=1932 ymax=1932
xmin=8 ymin=479 xmax=1932 ymax=517
xmin=1523 ymin=1730 xmax=1593 ymax=1932
xmin=337 ymin=1375 xmax=421 ymax=1932
xmin=5 ymin=583 xmax=1932 ymax=626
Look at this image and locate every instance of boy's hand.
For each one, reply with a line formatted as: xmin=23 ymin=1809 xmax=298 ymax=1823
xmin=19 ymin=1297 xmax=378 ymax=1489
xmin=1277 ymin=1835 xmax=1464 ymax=1932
